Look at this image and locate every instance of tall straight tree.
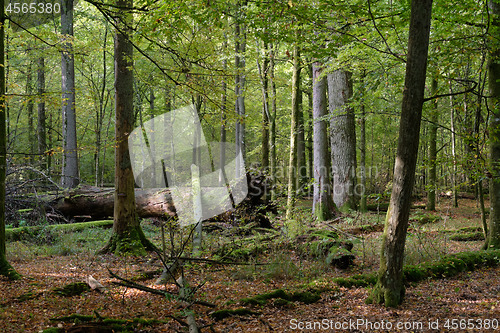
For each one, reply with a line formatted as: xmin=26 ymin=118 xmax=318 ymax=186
xmin=61 ymin=0 xmax=79 ymax=188
xmin=234 ymin=2 xmax=246 ymax=177
xmin=37 ymin=57 xmax=46 ymax=171
xmin=328 ymin=70 xmax=357 ymax=211
xmin=101 ymin=0 xmax=152 ymax=255
xmin=426 ymin=77 xmax=438 ymax=210
xmin=285 ymin=32 xmax=301 ymax=221
xmin=0 ymin=0 xmax=20 ymax=279
xmin=368 ymin=0 xmax=433 ymax=307
xmin=486 ymin=0 xmax=500 ymax=249
xmin=312 ymin=62 xmax=335 ymax=220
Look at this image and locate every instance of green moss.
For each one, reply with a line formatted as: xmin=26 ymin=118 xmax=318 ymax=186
xmin=50 ymin=314 xmax=94 ymax=322
xmin=5 ymin=220 xmax=113 ymax=242
xmin=52 ymin=282 xmax=90 ymax=297
xmin=449 ymin=232 xmax=485 ymax=241
xmin=0 ymin=257 xmax=21 ymax=280
xmin=240 ymin=288 xmax=321 ymax=306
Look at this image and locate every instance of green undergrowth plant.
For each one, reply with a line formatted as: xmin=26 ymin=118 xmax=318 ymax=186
xmin=333 ymin=250 xmax=500 ymax=288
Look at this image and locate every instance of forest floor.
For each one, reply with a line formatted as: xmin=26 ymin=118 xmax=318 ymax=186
xmin=1 ymin=197 xmax=499 ymax=332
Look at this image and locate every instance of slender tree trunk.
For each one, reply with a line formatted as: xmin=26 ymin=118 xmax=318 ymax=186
xmin=95 ymin=24 xmax=109 ymax=186
xmin=367 ymin=0 xmax=433 ymax=307
xmin=269 ymin=43 xmax=278 ymax=201
xmin=328 ymin=70 xmax=357 ymax=211
xmin=234 ymin=6 xmax=246 ymax=177
xmin=427 ymin=77 xmax=438 ymax=210
xmin=486 ymin=0 xmax=500 ymax=249
xmin=359 ymin=70 xmax=368 ymax=212
xmin=257 ymin=40 xmax=270 ymax=170
xmin=449 ymin=81 xmax=458 ymax=207
xmin=312 ymin=62 xmax=335 ymax=220
xmin=285 ymin=35 xmax=301 ymax=221
xmin=306 ymin=63 xmax=314 ymax=182
xmin=475 ymin=74 xmax=488 ymax=239
xmin=101 ymin=0 xmax=153 ymax=255
xmin=296 ymin=79 xmax=306 ymax=194
xmin=61 ymin=0 xmax=79 ymax=188
xmin=0 ymin=0 xmax=20 ymax=279
xmin=37 ymin=57 xmax=46 ymax=171
xmin=26 ymin=62 xmax=35 ymax=165
xmin=219 ymin=34 xmax=228 ymax=186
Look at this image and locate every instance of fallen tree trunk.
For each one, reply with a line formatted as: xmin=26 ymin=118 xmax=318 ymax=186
xmin=48 ymin=171 xmax=272 ymax=223
xmin=49 ymin=186 xmax=177 ymax=219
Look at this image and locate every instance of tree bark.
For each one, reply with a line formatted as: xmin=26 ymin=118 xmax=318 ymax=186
xmin=257 ymin=40 xmax=270 ymax=171
xmin=486 ymin=0 xmax=500 ymax=249
xmin=359 ymin=70 xmax=367 ymax=212
xmin=269 ymin=42 xmax=278 ymax=201
xmin=426 ymin=77 xmax=438 ymax=210
xmin=449 ymin=81 xmax=458 ymax=207
xmin=367 ymin=0 xmax=433 ymax=307
xmin=328 ymin=70 xmax=357 ymax=211
xmin=234 ymin=6 xmax=246 ymax=177
xmin=101 ymin=0 xmax=153 ymax=255
xmin=0 ymin=0 xmax=20 ymax=279
xmin=312 ymin=62 xmax=335 ymax=221
xmin=285 ymin=34 xmax=301 ymax=221
xmin=61 ymin=0 xmax=79 ymax=189
xmin=37 ymin=57 xmax=46 ymax=171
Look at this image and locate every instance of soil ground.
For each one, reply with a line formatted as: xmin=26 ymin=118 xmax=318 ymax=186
xmin=1 ymin=197 xmax=499 ymax=332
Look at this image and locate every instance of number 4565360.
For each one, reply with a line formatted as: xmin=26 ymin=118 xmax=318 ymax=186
xmin=6 ymin=2 xmax=61 ymax=14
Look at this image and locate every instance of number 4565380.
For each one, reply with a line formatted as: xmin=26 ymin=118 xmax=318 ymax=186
xmin=6 ymin=2 xmax=61 ymax=14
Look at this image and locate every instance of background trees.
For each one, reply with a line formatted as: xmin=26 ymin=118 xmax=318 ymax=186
xmin=2 ymin=0 xmax=498 ymax=305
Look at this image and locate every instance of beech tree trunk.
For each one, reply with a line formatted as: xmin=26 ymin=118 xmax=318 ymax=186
xmin=61 ymin=0 xmax=79 ymax=189
xmin=101 ymin=0 xmax=152 ymax=255
xmin=328 ymin=70 xmax=357 ymax=211
xmin=0 ymin=0 xmax=20 ymax=279
xmin=367 ymin=0 xmax=433 ymax=307
xmin=426 ymin=77 xmax=438 ymax=210
xmin=486 ymin=0 xmax=500 ymax=249
xmin=234 ymin=7 xmax=246 ymax=178
xmin=37 ymin=57 xmax=46 ymax=171
xmin=359 ymin=70 xmax=367 ymax=212
xmin=285 ymin=35 xmax=301 ymax=221
xmin=312 ymin=62 xmax=335 ymax=221
xmin=269 ymin=43 xmax=278 ymax=201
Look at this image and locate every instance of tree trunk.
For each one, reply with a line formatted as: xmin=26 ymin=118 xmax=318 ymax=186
xmin=359 ymin=70 xmax=367 ymax=212
xmin=26 ymin=61 xmax=35 ymax=165
xmin=101 ymin=0 xmax=153 ymax=255
xmin=50 ymin=187 xmax=176 ymax=219
xmin=37 ymin=57 xmax=46 ymax=171
xmin=449 ymin=81 xmax=458 ymax=207
xmin=312 ymin=62 xmax=335 ymax=221
xmin=486 ymin=0 xmax=500 ymax=249
xmin=234 ymin=7 xmax=246 ymax=177
xmin=61 ymin=0 xmax=79 ymax=189
xmin=296 ymin=77 xmax=306 ymax=194
xmin=426 ymin=77 xmax=438 ymax=210
xmin=367 ymin=0 xmax=433 ymax=307
xmin=0 ymin=0 xmax=20 ymax=279
xmin=285 ymin=35 xmax=301 ymax=221
xmin=269 ymin=42 xmax=278 ymax=201
xmin=328 ymin=70 xmax=357 ymax=211
xmin=257 ymin=40 xmax=270 ymax=171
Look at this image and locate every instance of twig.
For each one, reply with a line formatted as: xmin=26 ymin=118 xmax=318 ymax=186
xmin=108 ymin=269 xmax=216 ymax=308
